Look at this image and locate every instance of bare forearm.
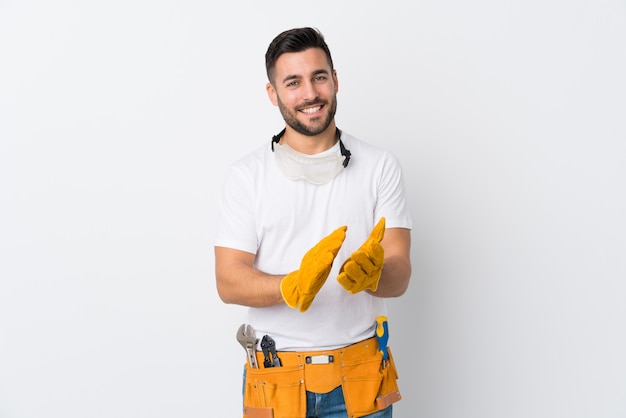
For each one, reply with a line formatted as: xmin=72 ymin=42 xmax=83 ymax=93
xmin=215 ymin=247 xmax=285 ymax=307
xmin=367 ymin=254 xmax=411 ymax=297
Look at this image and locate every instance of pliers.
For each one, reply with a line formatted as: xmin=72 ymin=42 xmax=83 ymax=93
xmin=261 ymin=335 xmax=282 ymax=368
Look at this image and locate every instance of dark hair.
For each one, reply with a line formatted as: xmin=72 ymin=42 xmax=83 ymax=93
xmin=265 ymin=27 xmax=334 ymax=84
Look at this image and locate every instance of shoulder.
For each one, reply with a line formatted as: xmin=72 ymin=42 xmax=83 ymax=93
xmin=340 ymin=132 xmax=401 ymax=167
xmin=227 ymin=142 xmax=271 ymax=172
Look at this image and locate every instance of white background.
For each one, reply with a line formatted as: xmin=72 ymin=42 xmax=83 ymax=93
xmin=1 ymin=1 xmax=625 ymax=417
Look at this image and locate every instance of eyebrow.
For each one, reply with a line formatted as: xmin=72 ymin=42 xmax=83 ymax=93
xmin=281 ymin=69 xmax=330 ymax=84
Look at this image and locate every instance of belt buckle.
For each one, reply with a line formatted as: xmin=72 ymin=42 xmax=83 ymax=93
xmin=305 ymin=355 xmax=334 ymax=364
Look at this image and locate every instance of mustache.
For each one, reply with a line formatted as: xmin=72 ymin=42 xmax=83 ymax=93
xmin=297 ymin=100 xmax=326 ymax=109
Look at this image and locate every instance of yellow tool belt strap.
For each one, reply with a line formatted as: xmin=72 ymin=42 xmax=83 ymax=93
xmin=244 ymin=336 xmax=401 ymax=418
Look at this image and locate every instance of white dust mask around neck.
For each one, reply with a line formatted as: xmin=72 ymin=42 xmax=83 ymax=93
xmin=271 ymin=129 xmax=351 ymax=185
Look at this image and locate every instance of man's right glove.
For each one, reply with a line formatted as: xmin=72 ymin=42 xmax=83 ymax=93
xmin=337 ymin=217 xmax=385 ymax=294
xmin=280 ymin=225 xmax=347 ymax=312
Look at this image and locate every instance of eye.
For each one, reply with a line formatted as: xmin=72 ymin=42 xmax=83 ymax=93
xmin=314 ymin=75 xmax=327 ymax=82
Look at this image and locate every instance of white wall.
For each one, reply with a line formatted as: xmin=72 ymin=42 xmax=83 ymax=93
xmin=1 ymin=1 xmax=625 ymax=417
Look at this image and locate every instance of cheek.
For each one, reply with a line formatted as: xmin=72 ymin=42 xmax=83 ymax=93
xmin=277 ymin=91 xmax=300 ymax=107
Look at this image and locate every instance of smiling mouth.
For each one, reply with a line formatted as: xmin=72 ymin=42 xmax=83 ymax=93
xmin=299 ymin=105 xmax=323 ymax=115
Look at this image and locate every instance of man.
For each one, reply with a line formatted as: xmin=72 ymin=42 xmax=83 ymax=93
xmin=215 ymin=27 xmax=412 ymax=418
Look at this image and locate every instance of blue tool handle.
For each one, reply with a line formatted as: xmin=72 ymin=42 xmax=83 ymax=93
xmin=375 ymin=315 xmax=389 ymax=361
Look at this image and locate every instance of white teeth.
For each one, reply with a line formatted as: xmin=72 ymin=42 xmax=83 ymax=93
xmin=301 ymin=106 xmax=321 ymax=114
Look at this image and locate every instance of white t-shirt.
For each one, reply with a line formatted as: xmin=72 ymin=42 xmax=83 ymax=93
xmin=215 ymin=132 xmax=412 ymax=350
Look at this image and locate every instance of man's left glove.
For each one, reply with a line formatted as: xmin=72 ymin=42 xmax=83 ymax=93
xmin=337 ymin=217 xmax=386 ymax=294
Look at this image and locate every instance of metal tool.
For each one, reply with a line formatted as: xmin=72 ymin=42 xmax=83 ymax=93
xmin=236 ymin=324 xmax=259 ymax=368
xmin=375 ymin=316 xmax=389 ymax=367
xmin=260 ymin=335 xmax=282 ymax=368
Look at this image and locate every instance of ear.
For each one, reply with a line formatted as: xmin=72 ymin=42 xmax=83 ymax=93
xmin=266 ymin=82 xmax=278 ymax=106
xmin=333 ymin=69 xmax=339 ymax=93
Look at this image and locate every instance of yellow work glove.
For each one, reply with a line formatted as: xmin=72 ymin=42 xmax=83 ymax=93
xmin=280 ymin=225 xmax=347 ymax=312
xmin=337 ymin=217 xmax=385 ymax=294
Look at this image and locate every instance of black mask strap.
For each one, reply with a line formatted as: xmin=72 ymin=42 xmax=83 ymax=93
xmin=271 ymin=128 xmax=286 ymax=151
xmin=337 ymin=129 xmax=351 ymax=168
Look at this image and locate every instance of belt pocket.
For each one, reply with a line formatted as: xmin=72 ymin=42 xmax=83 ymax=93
xmin=243 ymin=363 xmax=305 ymax=418
xmin=341 ymin=349 xmax=401 ymax=418
xmin=376 ymin=348 xmax=401 ymax=410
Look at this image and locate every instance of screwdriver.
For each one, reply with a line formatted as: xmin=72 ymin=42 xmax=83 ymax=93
xmin=375 ymin=315 xmax=389 ymax=363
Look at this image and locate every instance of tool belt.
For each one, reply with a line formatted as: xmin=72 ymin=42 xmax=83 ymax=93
xmin=243 ymin=336 xmax=401 ymax=418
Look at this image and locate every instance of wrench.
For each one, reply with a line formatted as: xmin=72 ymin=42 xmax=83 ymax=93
xmin=236 ymin=324 xmax=259 ymax=368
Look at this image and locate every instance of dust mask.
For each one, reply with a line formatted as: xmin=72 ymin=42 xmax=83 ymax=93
xmin=271 ymin=128 xmax=351 ymax=185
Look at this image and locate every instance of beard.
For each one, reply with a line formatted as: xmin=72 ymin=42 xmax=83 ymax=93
xmin=277 ymin=94 xmax=338 ymax=136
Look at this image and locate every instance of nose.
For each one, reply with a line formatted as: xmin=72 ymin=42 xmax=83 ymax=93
xmin=301 ymin=80 xmax=319 ymax=101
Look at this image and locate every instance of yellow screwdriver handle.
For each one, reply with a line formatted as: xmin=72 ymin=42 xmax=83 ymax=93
xmin=375 ymin=315 xmax=389 ymax=361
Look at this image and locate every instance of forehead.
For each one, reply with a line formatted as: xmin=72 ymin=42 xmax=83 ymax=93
xmin=274 ymin=48 xmax=332 ymax=80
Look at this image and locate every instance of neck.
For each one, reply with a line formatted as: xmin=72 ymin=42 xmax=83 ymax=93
xmin=281 ymin=124 xmax=338 ymax=155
